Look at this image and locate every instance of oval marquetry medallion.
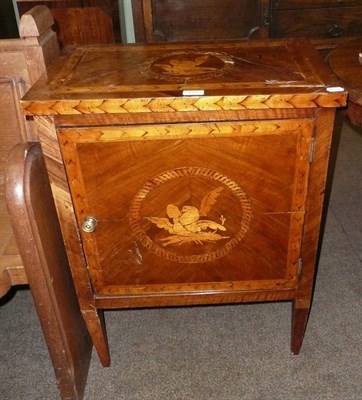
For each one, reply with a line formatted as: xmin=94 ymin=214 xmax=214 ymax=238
xmin=129 ymin=167 xmax=252 ymax=263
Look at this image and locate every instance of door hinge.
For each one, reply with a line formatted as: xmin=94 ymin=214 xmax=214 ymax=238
xmin=309 ymin=137 xmax=316 ymax=163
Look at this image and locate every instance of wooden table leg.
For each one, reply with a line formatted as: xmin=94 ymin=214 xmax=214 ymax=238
xmin=291 ymin=302 xmax=310 ymax=355
xmin=82 ymin=309 xmax=110 ymax=367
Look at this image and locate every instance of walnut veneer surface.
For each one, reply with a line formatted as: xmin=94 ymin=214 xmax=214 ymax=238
xmin=22 ymin=39 xmax=347 ymax=367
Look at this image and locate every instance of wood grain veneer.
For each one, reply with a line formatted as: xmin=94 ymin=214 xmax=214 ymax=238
xmin=22 ymin=38 xmax=347 ymax=367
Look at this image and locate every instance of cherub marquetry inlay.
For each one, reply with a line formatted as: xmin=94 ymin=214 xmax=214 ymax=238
xmin=146 ymin=187 xmax=228 ymax=246
xmin=129 ymin=167 xmax=252 ymax=263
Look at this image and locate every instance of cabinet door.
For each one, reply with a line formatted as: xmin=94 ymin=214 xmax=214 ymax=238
xmin=59 ymin=119 xmax=313 ymax=296
xmin=138 ymin=0 xmax=268 ymax=42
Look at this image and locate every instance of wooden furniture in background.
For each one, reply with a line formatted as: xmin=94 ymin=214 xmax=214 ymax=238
xmin=270 ymin=0 xmax=362 ymax=40
xmin=132 ymin=0 xmax=362 ymax=43
xmin=13 ymin=1 xmax=362 ymax=46
xmin=0 ymin=5 xmax=59 ymax=257
xmin=16 ymin=0 xmax=120 ymax=47
xmin=328 ymin=38 xmax=362 ymax=128
xmin=22 ymin=39 xmax=346 ymax=366
xmin=0 ymin=7 xmax=92 ymax=400
xmin=133 ymin=0 xmax=270 ymax=42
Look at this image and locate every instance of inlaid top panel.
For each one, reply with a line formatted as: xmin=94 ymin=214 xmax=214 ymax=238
xmin=48 ymin=42 xmax=318 ymax=91
xmin=22 ymin=39 xmax=347 ymax=114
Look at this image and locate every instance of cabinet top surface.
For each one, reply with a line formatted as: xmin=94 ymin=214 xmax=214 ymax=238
xmin=22 ymin=39 xmax=346 ymax=115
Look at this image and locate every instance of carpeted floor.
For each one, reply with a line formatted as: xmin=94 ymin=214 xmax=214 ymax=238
xmin=1 ymin=116 xmax=361 ymax=400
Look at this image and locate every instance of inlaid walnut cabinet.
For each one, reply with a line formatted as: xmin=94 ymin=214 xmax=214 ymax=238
xmin=22 ymin=39 xmax=346 ymax=366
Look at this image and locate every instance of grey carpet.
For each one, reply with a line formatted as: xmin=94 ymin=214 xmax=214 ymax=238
xmin=1 ymin=116 xmax=361 ymax=400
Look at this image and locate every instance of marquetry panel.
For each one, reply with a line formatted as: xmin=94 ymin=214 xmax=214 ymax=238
xmin=59 ymin=119 xmax=313 ymax=295
xmin=21 ymin=41 xmax=347 ymax=117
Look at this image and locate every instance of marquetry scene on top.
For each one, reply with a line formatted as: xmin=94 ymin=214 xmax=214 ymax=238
xmin=21 ymin=40 xmax=346 ymax=116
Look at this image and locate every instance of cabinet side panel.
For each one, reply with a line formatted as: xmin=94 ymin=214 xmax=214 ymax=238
xmin=34 ymin=115 xmax=95 ymax=307
xmin=297 ymin=108 xmax=336 ymax=308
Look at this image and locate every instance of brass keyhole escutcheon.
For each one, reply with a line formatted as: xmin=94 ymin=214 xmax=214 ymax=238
xmin=82 ymin=216 xmax=97 ymax=233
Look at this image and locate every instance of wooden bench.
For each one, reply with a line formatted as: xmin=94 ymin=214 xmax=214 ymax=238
xmin=0 ymin=6 xmax=59 ymax=284
xmin=0 ymin=7 xmax=92 ymax=400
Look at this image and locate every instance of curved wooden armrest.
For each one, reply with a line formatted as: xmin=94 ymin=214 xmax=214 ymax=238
xmin=5 ymin=142 xmax=91 ymax=400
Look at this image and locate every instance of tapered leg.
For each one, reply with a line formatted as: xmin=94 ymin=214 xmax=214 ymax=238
xmin=82 ymin=309 xmax=110 ymax=367
xmin=291 ymin=301 xmax=310 ymax=355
